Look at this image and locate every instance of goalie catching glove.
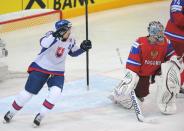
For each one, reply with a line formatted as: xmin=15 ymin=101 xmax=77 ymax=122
xmin=114 ymin=69 xmax=139 ymax=96
xmin=109 ymin=69 xmax=139 ymax=109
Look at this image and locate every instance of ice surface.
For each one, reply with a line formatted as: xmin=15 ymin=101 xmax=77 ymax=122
xmin=0 ymin=1 xmax=184 ymax=131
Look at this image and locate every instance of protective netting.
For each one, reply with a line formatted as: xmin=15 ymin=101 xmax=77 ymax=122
xmin=0 ymin=9 xmax=61 ymax=33
xmin=0 ymin=9 xmax=61 ymax=81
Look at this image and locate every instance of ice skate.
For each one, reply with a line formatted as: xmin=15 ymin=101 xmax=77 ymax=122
xmin=32 ymin=113 xmax=44 ymax=127
xmin=3 ymin=111 xmax=15 ymax=124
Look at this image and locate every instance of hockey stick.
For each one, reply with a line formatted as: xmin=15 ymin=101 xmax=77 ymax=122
xmin=130 ymin=90 xmax=145 ymax=122
xmin=84 ymin=0 xmax=90 ymax=90
xmin=116 ymin=48 xmax=156 ymax=123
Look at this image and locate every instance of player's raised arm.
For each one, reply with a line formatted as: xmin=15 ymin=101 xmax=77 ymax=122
xmin=68 ymin=39 xmax=92 ymax=57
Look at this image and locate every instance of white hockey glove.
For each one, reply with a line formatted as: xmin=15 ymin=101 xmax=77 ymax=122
xmin=109 ymin=69 xmax=139 ymax=109
xmin=114 ymin=69 xmax=139 ymax=96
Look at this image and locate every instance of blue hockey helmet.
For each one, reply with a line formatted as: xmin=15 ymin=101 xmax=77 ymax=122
xmin=53 ymin=20 xmax=72 ymax=40
xmin=55 ymin=19 xmax=72 ymax=32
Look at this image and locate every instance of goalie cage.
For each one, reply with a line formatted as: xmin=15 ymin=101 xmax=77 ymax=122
xmin=0 ymin=9 xmax=62 ymax=81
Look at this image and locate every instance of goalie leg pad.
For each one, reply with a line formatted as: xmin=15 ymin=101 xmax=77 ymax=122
xmin=156 ymin=61 xmax=180 ymax=115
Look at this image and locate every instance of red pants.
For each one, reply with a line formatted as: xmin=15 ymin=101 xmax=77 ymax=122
xmin=134 ymin=76 xmax=150 ymax=98
xmin=172 ymin=41 xmax=184 ymax=85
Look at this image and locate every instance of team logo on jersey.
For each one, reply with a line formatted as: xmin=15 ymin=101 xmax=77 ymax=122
xmin=150 ymin=50 xmax=158 ymax=59
xmin=56 ymin=47 xmax=65 ymax=58
xmin=144 ymin=60 xmax=161 ymax=65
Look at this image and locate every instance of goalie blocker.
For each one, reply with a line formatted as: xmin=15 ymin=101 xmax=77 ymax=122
xmin=110 ymin=55 xmax=183 ymax=115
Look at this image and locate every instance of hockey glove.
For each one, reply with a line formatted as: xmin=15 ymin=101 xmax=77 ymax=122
xmin=53 ymin=26 xmax=69 ymax=38
xmin=80 ymin=40 xmax=92 ymax=51
xmin=52 ymin=30 xmax=62 ymax=38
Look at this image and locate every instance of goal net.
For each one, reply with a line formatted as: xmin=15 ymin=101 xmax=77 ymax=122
xmin=0 ymin=9 xmax=62 ymax=33
xmin=0 ymin=9 xmax=62 ymax=81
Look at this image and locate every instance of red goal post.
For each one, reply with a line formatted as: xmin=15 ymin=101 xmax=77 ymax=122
xmin=0 ymin=10 xmax=62 ymax=33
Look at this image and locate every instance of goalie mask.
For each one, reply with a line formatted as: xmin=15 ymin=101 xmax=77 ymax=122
xmin=148 ymin=21 xmax=164 ymax=42
xmin=54 ymin=20 xmax=72 ymax=39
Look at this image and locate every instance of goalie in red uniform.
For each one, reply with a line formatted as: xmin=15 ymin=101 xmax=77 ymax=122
xmin=165 ymin=0 xmax=184 ymax=93
xmin=110 ymin=21 xmax=184 ymax=115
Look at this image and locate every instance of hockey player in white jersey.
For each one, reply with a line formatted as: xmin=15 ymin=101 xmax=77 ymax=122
xmin=3 ymin=19 xmax=92 ymax=127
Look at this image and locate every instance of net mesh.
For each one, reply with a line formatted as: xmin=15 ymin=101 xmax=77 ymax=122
xmin=0 ymin=9 xmax=61 ymax=33
xmin=0 ymin=9 xmax=62 ymax=81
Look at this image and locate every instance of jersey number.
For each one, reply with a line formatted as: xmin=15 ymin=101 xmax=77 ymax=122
xmin=173 ymin=0 xmax=180 ymax=5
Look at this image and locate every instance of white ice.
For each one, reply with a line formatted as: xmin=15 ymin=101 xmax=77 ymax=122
xmin=0 ymin=1 xmax=184 ymax=131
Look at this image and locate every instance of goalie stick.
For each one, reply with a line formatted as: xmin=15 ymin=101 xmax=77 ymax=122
xmin=116 ymin=48 xmax=156 ymax=123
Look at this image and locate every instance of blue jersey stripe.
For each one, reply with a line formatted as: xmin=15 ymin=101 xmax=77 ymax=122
xmin=127 ymin=58 xmax=141 ymax=66
xmin=165 ymin=31 xmax=184 ymax=40
xmin=130 ymin=46 xmax=140 ymax=54
xmin=68 ymin=49 xmax=85 ymax=57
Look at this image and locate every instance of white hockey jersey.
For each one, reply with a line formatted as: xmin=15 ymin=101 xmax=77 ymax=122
xmin=28 ymin=31 xmax=85 ymax=76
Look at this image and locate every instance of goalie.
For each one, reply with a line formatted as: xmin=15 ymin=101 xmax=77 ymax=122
xmin=110 ymin=21 xmax=184 ymax=115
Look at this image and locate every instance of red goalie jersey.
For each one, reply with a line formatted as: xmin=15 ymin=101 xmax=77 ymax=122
xmin=126 ymin=37 xmax=175 ymax=76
